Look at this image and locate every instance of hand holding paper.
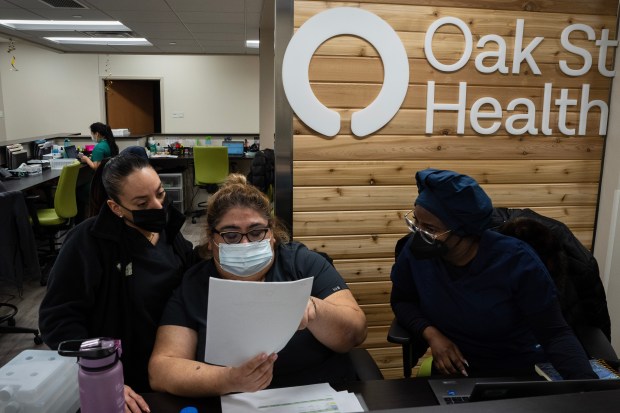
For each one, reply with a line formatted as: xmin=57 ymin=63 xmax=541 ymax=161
xmin=205 ymin=277 xmax=313 ymax=367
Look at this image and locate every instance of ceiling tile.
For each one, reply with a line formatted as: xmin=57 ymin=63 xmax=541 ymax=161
xmin=0 ymin=0 xmax=263 ymax=54
xmin=175 ymin=11 xmax=244 ymax=25
xmin=167 ymin=0 xmax=244 ymax=13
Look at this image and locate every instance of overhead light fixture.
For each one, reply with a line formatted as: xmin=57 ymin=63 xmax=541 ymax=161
xmin=44 ymin=37 xmax=151 ymax=46
xmin=0 ymin=20 xmax=130 ymax=31
xmin=246 ymin=40 xmax=259 ymax=48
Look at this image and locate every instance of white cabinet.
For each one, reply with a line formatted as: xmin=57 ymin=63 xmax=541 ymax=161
xmin=159 ymin=173 xmax=184 ymax=213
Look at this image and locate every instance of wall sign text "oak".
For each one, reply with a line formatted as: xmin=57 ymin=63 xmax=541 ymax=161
xmin=282 ymin=8 xmax=617 ymax=138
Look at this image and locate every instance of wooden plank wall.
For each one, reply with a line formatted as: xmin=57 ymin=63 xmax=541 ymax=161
xmin=290 ymin=0 xmax=618 ymax=379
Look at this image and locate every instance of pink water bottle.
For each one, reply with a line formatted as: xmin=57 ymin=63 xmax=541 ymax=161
xmin=58 ymin=338 xmax=125 ymax=413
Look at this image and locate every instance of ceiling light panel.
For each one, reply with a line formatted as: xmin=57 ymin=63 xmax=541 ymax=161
xmin=0 ymin=20 xmax=130 ymax=31
xmin=44 ymin=36 xmax=151 ymax=45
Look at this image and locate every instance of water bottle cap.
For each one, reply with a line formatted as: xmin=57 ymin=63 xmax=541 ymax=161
xmin=179 ymin=407 xmax=198 ymax=413
xmin=58 ymin=338 xmax=122 ymax=360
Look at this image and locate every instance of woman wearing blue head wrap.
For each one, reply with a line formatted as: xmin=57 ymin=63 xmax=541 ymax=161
xmin=390 ymin=169 xmax=596 ymax=380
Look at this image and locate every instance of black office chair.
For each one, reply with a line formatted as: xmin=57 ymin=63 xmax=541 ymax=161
xmin=387 ymin=208 xmax=618 ymax=378
xmin=0 ymin=303 xmax=42 ymax=344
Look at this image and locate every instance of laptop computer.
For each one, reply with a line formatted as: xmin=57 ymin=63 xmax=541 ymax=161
xmin=222 ymin=141 xmax=245 ymax=157
xmin=64 ymin=145 xmax=78 ymax=159
xmin=429 ymin=377 xmax=620 ymax=405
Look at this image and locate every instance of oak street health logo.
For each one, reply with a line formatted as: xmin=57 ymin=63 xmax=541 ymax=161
xmin=282 ymin=7 xmax=618 ymax=138
xmin=282 ymin=7 xmax=409 ymax=138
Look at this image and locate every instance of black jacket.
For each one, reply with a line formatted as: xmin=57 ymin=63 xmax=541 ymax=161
xmin=39 ymin=202 xmax=195 ymax=391
xmin=0 ymin=190 xmax=40 ymax=294
xmin=246 ymin=148 xmax=275 ymax=195
xmin=491 ymin=207 xmax=612 ymax=341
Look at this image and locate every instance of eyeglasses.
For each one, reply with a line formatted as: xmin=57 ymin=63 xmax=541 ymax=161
xmin=404 ymin=210 xmax=451 ymax=245
xmin=213 ymin=228 xmax=270 ymax=244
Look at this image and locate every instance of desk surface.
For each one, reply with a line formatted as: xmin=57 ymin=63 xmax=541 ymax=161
xmin=1 ymin=168 xmax=63 ymax=192
xmin=141 ymin=379 xmax=620 ymax=412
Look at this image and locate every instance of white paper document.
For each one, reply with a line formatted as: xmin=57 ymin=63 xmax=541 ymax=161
xmin=221 ymin=383 xmax=365 ymax=413
xmin=205 ymin=277 xmax=313 ymax=366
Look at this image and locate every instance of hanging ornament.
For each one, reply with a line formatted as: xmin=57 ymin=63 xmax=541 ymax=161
xmin=103 ymin=54 xmax=113 ymax=91
xmin=7 ymin=38 xmax=18 ymax=71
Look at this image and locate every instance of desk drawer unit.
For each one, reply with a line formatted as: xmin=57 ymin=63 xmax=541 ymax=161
xmin=159 ymin=173 xmax=184 ymax=213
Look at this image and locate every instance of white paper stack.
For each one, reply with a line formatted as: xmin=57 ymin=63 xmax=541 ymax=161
xmin=221 ymin=383 xmax=365 ymax=413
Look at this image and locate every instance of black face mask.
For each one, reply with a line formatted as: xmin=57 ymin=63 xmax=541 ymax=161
xmin=408 ymin=231 xmax=449 ymax=260
xmin=121 ymin=196 xmax=169 ymax=233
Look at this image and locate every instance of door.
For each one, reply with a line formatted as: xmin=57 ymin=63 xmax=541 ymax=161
xmin=105 ymin=79 xmax=161 ymax=134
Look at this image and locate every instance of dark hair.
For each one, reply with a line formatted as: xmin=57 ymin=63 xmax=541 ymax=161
xmin=90 ymin=122 xmax=119 ymax=156
xmin=120 ymin=145 xmax=148 ymax=159
xmin=198 ymin=173 xmax=289 ymax=258
xmin=87 ymin=157 xmax=111 ymax=217
xmin=102 ymin=153 xmax=152 ymax=204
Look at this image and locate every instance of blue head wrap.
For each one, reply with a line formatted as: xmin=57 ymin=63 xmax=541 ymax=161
xmin=414 ymin=169 xmax=493 ymax=236
xmin=120 ymin=145 xmax=149 ymax=160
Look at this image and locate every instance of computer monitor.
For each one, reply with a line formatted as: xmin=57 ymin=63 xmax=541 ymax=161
xmin=222 ymin=141 xmax=245 ymax=157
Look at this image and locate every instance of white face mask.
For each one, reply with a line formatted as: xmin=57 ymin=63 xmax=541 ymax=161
xmin=217 ymin=239 xmax=273 ymax=277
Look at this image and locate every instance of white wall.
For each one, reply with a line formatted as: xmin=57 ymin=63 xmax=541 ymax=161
xmin=0 ymin=44 xmax=100 ymax=140
xmin=0 ymin=59 xmax=7 ymax=141
xmin=594 ymin=49 xmax=620 ymax=350
xmin=0 ymin=42 xmax=259 ymax=141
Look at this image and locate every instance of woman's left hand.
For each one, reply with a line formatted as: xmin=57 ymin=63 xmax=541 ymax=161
xmin=124 ymin=385 xmax=150 ymax=413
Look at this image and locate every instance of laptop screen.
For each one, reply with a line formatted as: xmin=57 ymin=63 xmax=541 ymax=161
xmin=64 ymin=145 xmax=78 ymax=159
xmin=222 ymin=141 xmax=245 ymax=156
xmin=429 ymin=377 xmax=620 ymax=405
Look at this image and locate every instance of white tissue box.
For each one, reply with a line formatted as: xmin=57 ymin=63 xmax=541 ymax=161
xmin=0 ymin=350 xmax=79 ymax=413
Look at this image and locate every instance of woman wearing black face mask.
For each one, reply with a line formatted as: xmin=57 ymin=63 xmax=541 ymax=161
xmin=390 ymin=169 xmax=596 ymax=382
xmin=39 ymin=154 xmax=197 ymax=413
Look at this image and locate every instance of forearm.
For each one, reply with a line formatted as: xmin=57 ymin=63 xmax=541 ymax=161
xmin=149 ymin=356 xmax=231 ymax=397
xmin=307 ymin=296 xmax=367 ymax=353
xmin=82 ymin=156 xmax=99 ymax=170
xmin=390 ymin=260 xmax=431 ymax=336
xmin=39 ymin=246 xmax=92 ymax=347
xmin=530 ymin=301 xmax=597 ymax=379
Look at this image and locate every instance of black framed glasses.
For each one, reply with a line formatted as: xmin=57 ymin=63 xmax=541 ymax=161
xmin=213 ymin=228 xmax=270 ymax=244
xmin=404 ymin=210 xmax=451 ymax=245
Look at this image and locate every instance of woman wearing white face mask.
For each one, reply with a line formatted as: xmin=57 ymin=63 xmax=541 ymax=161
xmin=149 ymin=174 xmax=368 ymax=397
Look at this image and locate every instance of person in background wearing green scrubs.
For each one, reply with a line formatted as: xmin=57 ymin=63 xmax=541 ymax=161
xmin=75 ymin=122 xmax=120 ymax=223
xmin=78 ymin=122 xmax=119 ymax=169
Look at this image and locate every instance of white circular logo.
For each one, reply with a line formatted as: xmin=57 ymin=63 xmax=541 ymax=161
xmin=282 ymin=7 xmax=410 ymax=137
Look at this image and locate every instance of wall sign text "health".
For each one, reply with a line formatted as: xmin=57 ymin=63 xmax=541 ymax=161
xmin=282 ymin=8 xmax=617 ymax=137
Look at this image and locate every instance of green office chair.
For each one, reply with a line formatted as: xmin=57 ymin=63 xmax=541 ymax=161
xmin=190 ymin=146 xmax=229 ymax=223
xmin=29 ymin=161 xmax=80 ymax=284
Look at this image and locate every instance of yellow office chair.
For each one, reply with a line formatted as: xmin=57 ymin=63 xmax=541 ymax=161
xmin=29 ymin=161 xmax=80 ymax=284
xmin=190 ymin=146 xmax=229 ymax=223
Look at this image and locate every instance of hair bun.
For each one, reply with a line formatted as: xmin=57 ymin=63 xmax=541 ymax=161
xmin=224 ymin=173 xmax=247 ymax=186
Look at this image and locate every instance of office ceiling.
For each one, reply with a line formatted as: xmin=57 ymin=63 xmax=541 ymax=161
xmin=0 ymin=0 xmax=264 ymax=55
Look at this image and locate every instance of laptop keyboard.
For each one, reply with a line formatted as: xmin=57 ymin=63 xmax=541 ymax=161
xmin=443 ymin=396 xmax=470 ymax=404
